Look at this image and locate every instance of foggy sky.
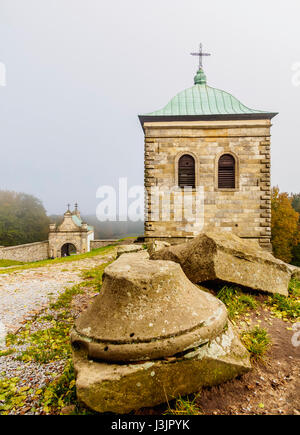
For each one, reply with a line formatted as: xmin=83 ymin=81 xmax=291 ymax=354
xmin=0 ymin=0 xmax=299 ymax=215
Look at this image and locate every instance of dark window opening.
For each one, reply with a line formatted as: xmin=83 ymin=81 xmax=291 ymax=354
xmin=178 ymin=154 xmax=195 ymax=188
xmin=218 ymin=154 xmax=235 ymax=189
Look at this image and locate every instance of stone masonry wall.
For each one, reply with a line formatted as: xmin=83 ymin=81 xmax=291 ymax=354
xmin=144 ymin=119 xmax=272 ymax=250
xmin=0 ymin=241 xmax=49 ymax=262
xmin=90 ymin=240 xmax=119 ymax=250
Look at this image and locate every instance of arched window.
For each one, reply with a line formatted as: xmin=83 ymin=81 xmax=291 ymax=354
xmin=178 ymin=154 xmax=195 ymax=188
xmin=218 ymin=154 xmax=235 ymax=189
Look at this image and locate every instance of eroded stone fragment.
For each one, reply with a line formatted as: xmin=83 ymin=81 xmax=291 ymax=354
xmin=73 ymin=322 xmax=250 ymax=414
xmin=151 ymin=232 xmax=291 ymax=296
xmin=71 ymin=253 xmax=251 ymax=413
xmin=147 ymin=241 xmax=171 ymax=256
xmin=116 ymin=244 xmax=144 ymax=258
xmin=71 ymin=253 xmax=228 ymax=362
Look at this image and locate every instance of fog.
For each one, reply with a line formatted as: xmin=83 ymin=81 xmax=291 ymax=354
xmin=0 ymin=0 xmax=299 ymax=215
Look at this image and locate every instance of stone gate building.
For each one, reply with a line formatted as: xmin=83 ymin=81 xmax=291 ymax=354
xmin=139 ymin=54 xmax=277 ymax=250
xmin=48 ymin=205 xmax=94 ymax=258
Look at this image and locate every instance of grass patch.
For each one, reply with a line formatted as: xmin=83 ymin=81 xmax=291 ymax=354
xmin=289 ymin=279 xmax=300 ymax=297
xmin=41 ymin=361 xmax=96 ymax=415
xmin=117 ymin=236 xmax=139 ymax=242
xmin=15 ymin=321 xmax=72 ymax=364
xmin=217 ymin=286 xmax=258 ymax=320
xmin=0 ymin=259 xmax=24 ymax=267
xmin=265 ymin=280 xmax=300 ymax=321
xmin=80 ymin=262 xmax=111 ymax=291
xmin=50 ymin=284 xmax=84 ymax=310
xmin=166 ymin=395 xmax=201 ymax=415
xmin=0 ymin=349 xmax=14 ymax=357
xmin=241 ymin=327 xmax=271 ymax=361
xmin=0 ymin=245 xmax=115 ymax=275
xmin=42 ymin=361 xmax=76 ymax=413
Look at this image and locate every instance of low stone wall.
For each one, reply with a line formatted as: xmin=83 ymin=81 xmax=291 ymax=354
xmin=90 ymin=240 xmax=119 ymax=250
xmin=0 ymin=241 xmax=49 ymax=263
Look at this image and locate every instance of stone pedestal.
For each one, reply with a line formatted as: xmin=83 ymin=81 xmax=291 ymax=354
xmin=71 ymin=252 xmax=251 ymax=413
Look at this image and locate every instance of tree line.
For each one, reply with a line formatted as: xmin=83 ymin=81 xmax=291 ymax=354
xmin=0 ymin=191 xmax=49 ymax=246
xmin=271 ymin=188 xmax=300 ymax=265
xmin=0 ymin=189 xmax=299 ymax=266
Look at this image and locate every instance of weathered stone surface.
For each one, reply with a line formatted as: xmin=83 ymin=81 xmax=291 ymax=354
xmin=72 ymin=253 xmax=251 ymax=413
xmin=71 ymin=253 xmax=228 ymax=362
xmin=116 ymin=244 xmax=144 ymax=258
xmin=0 ymin=241 xmax=49 ymax=263
xmin=73 ymin=322 xmax=250 ymax=414
xmin=147 ymin=240 xmax=170 ymax=256
xmin=143 ymin=119 xmax=272 ymax=248
xmin=290 ymin=266 xmax=300 ymax=281
xmin=151 ymin=232 xmax=291 ymax=296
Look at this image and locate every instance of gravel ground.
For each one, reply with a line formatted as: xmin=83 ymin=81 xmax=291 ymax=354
xmin=0 ymin=249 xmax=117 ymax=415
xmin=0 ymin=251 xmax=116 ymax=340
xmin=0 ymin=355 xmax=66 ymax=415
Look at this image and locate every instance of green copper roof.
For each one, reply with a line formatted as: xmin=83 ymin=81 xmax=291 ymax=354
xmin=72 ymin=215 xmax=93 ymax=231
xmin=143 ymin=68 xmax=272 ymax=118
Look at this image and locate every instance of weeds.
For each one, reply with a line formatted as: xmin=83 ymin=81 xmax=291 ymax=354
xmin=0 ymin=377 xmax=28 ymax=414
xmin=42 ymin=361 xmax=76 ymax=413
xmin=265 ymin=280 xmax=300 ymax=321
xmin=217 ymin=286 xmax=257 ymax=319
xmin=0 ymin=349 xmax=14 ymax=357
xmin=241 ymin=327 xmax=271 ymax=361
xmin=166 ymin=395 xmax=201 ymax=415
xmin=50 ymin=284 xmax=84 ymax=310
xmin=80 ymin=261 xmax=111 ymax=291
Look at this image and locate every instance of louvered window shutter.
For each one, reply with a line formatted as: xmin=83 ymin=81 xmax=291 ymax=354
xmin=178 ymin=155 xmax=195 ymax=188
xmin=218 ymin=154 xmax=235 ymax=188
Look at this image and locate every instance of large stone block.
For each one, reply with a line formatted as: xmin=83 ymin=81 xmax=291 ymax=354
xmin=116 ymin=244 xmax=144 ymax=258
xmin=147 ymin=240 xmax=171 ymax=256
xmin=151 ymin=232 xmax=291 ymax=296
xmin=71 ymin=253 xmax=251 ymax=412
xmin=73 ymin=322 xmax=250 ymax=414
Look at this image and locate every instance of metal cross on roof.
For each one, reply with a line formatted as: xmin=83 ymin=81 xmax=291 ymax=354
xmin=190 ymin=43 xmax=211 ymax=70
xmin=67 ymin=203 xmax=70 ymax=211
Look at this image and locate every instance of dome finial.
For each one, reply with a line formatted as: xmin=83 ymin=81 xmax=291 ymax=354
xmin=194 ymin=68 xmax=207 ymax=85
xmin=190 ymin=43 xmax=211 ymax=85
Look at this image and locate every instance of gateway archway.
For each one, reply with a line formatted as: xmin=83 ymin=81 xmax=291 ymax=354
xmin=61 ymin=243 xmax=77 ymax=257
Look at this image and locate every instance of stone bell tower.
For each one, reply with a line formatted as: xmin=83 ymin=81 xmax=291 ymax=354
xmin=139 ymin=45 xmax=277 ymax=250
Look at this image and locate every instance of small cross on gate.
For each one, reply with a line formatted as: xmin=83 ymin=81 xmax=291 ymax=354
xmin=190 ymin=43 xmax=211 ymax=70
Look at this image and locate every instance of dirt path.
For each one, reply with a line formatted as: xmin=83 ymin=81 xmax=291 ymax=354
xmin=191 ymin=307 xmax=299 ymax=415
xmin=0 ymin=249 xmax=116 ymax=335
